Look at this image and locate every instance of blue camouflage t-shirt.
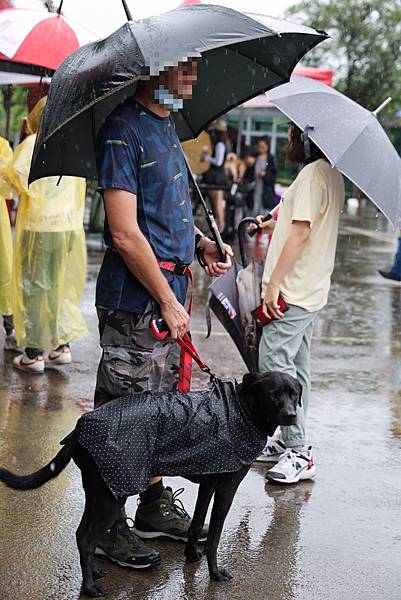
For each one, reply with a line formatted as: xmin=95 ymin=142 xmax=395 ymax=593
xmin=95 ymin=98 xmax=194 ymax=313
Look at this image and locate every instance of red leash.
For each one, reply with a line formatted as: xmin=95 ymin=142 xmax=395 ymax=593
xmin=155 ymin=260 xmax=214 ymax=392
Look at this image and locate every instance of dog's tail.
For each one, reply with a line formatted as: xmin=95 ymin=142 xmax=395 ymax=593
xmin=0 ymin=434 xmax=76 ymax=490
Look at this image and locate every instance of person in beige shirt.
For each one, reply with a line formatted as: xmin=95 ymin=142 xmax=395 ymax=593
xmin=256 ymin=123 xmax=345 ymax=484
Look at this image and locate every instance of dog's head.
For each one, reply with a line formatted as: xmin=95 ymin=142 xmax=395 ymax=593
xmin=241 ymin=371 xmax=302 ymax=436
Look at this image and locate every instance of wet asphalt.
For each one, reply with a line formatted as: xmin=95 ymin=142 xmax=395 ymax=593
xmin=1 ymin=202 xmax=401 ymax=600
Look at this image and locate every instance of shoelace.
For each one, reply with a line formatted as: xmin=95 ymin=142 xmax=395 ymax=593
xmin=279 ymin=450 xmax=297 ymax=466
xmin=121 ymin=517 xmax=143 ymax=548
xmin=170 ymin=487 xmax=191 ymax=521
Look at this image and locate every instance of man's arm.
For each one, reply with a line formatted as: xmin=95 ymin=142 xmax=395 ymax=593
xmin=263 ymin=220 xmax=311 ymax=319
xmin=104 ymin=188 xmax=189 ymax=339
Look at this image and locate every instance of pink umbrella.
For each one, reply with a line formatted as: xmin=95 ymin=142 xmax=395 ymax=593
xmin=0 ymin=5 xmax=97 ymax=71
xmin=180 ymin=0 xmax=202 ymax=5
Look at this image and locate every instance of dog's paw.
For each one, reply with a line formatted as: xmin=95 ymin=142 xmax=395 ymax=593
xmin=92 ymin=567 xmax=105 ymax=580
xmin=84 ymin=583 xmax=107 ymax=597
xmin=184 ymin=543 xmax=203 ymax=563
xmin=210 ymin=567 xmax=233 ymax=582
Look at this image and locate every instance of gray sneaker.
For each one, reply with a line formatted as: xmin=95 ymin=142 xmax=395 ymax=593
xmin=133 ymin=487 xmax=208 ymax=542
xmin=95 ymin=516 xmax=161 ymax=569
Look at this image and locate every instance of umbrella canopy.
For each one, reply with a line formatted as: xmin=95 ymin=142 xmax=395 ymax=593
xmin=29 ymin=4 xmax=326 ymax=183
xmin=0 ymin=8 xmax=97 ymax=71
xmin=268 ymin=76 xmax=401 ymax=228
xmin=0 ymin=55 xmax=53 ymax=83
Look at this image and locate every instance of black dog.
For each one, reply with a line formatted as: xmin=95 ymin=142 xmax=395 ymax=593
xmin=0 ymin=371 xmax=301 ymax=598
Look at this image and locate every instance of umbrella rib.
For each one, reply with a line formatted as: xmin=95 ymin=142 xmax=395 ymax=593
xmin=38 ymin=78 xmax=140 ymax=146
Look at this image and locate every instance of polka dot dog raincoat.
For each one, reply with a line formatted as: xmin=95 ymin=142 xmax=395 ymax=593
xmin=70 ymin=379 xmax=266 ymax=499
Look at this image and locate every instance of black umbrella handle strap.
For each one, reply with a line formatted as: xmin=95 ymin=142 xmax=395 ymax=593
xmin=176 ymin=333 xmax=216 ymax=379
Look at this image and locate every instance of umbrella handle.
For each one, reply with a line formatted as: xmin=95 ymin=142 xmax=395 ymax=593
xmin=237 ymin=217 xmax=258 ymax=268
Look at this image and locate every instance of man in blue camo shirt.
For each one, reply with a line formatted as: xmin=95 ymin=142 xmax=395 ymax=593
xmin=94 ymin=58 xmax=233 ymax=570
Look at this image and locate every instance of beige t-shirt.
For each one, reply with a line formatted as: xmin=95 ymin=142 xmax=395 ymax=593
xmin=261 ymin=159 xmax=345 ymax=312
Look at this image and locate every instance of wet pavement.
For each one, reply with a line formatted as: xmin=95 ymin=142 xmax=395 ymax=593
xmin=1 ymin=203 xmax=401 ymax=600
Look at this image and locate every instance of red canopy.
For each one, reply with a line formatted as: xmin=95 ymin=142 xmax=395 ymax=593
xmin=293 ymin=66 xmax=333 ymax=86
xmin=0 ymin=8 xmax=97 ymax=71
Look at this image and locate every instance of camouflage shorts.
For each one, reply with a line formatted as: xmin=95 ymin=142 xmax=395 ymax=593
xmin=94 ymin=303 xmax=180 ymax=408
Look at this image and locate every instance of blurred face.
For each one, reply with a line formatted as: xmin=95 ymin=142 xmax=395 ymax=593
xmin=164 ymin=58 xmax=198 ymax=99
xmin=244 ymin=155 xmax=256 ymax=167
xmin=258 ymin=139 xmax=269 ymax=154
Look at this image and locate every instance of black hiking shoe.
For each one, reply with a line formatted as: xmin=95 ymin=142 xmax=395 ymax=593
xmin=133 ymin=487 xmax=208 ymax=542
xmin=95 ymin=516 xmax=161 ymax=569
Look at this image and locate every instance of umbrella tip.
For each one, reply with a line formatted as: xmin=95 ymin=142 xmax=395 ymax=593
xmin=373 ymin=97 xmax=392 ymax=117
xmin=121 ymin=0 xmax=133 ymax=21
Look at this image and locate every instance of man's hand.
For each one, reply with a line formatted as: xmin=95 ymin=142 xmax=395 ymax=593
xmin=160 ymin=297 xmax=190 ymax=339
xmin=262 ymin=281 xmax=284 ymax=320
xmin=200 ymin=238 xmax=233 ymax=277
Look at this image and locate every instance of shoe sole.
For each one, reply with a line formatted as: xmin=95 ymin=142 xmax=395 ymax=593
xmin=13 ymin=363 xmax=44 ymax=374
xmin=132 ymin=527 xmax=207 ymax=543
xmin=266 ymin=464 xmax=316 ymax=484
xmin=94 ymin=547 xmax=161 ymax=569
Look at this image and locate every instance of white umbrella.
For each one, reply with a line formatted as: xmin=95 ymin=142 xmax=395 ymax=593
xmin=268 ymin=76 xmax=401 ymax=228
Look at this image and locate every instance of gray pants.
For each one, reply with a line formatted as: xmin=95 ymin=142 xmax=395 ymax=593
xmin=258 ymin=304 xmax=318 ymax=447
xmin=94 ymin=303 xmax=180 ymax=408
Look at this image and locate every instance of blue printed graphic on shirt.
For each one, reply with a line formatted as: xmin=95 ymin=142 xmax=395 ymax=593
xmin=95 ymin=99 xmax=194 ymax=313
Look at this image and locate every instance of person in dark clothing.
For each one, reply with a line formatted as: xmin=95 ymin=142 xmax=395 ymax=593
xmin=202 ymin=120 xmax=229 ymax=231
xmin=94 ymin=58 xmax=233 ymax=571
xmin=252 ymin=137 xmax=277 ymax=215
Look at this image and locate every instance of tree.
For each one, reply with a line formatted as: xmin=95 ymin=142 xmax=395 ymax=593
xmin=287 ymin=0 xmax=401 ymax=115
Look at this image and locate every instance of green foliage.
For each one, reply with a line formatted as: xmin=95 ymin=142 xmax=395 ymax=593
xmin=0 ymin=85 xmax=29 ymax=142
xmin=288 ymin=0 xmax=401 ymax=115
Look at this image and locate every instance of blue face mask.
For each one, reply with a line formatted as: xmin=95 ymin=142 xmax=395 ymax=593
xmin=154 ymin=85 xmax=184 ymax=111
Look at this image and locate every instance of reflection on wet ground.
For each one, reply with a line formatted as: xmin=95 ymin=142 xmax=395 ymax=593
xmin=1 ymin=204 xmax=401 ymax=600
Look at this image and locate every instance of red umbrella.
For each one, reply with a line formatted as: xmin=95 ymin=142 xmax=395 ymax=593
xmin=180 ymin=0 xmax=202 ymax=5
xmin=0 ymin=6 xmax=97 ymax=71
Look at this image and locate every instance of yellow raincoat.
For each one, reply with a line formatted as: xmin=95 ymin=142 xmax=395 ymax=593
xmin=0 ymin=137 xmax=14 ymax=317
xmin=11 ymin=98 xmax=88 ymax=349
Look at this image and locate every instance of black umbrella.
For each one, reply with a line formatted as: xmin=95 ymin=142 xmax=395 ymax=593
xmin=29 ymin=5 xmax=326 ymax=184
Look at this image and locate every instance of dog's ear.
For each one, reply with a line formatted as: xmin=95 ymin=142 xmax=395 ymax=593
xmin=242 ymin=372 xmax=265 ymax=390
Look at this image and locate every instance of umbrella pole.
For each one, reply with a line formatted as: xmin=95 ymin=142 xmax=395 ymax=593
xmin=121 ymin=0 xmax=133 ymax=21
xmin=184 ymin=154 xmax=226 ymax=261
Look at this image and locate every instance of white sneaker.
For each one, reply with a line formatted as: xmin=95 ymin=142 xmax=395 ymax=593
xmin=265 ymin=447 xmax=316 ymax=484
xmin=13 ymin=352 xmax=45 ymax=374
xmin=4 ymin=331 xmax=18 ymax=351
xmin=255 ymin=433 xmax=287 ymax=463
xmin=47 ymin=346 xmax=72 ymax=365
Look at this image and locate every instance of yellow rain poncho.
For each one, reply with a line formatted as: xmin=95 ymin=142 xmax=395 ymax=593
xmin=11 ymin=98 xmax=88 ymax=349
xmin=0 ymin=137 xmax=14 ymax=317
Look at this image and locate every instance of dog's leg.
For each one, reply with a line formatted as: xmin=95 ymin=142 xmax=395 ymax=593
xmin=185 ymin=479 xmax=216 ymax=563
xmin=75 ymin=448 xmax=122 ymax=598
xmin=207 ymin=468 xmax=249 ymax=582
xmin=76 ymin=492 xmax=121 ymax=598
